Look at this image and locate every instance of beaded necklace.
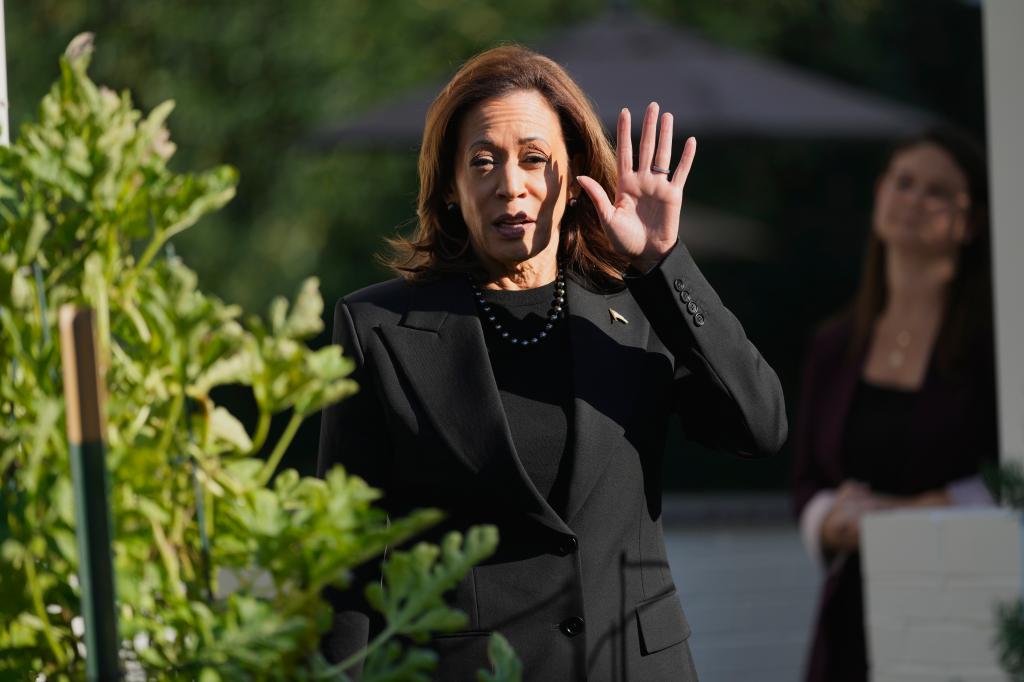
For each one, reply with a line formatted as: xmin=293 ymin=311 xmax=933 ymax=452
xmin=468 ymin=268 xmax=566 ymax=346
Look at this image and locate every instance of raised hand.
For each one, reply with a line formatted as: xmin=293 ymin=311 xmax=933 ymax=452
xmin=576 ymin=102 xmax=697 ymax=272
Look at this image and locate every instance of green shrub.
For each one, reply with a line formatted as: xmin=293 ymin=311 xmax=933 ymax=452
xmin=0 ymin=35 xmax=519 ymax=681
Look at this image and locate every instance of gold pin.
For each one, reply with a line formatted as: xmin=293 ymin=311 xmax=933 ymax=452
xmin=609 ymin=308 xmax=629 ymax=325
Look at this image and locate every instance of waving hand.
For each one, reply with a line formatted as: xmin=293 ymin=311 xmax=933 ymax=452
xmin=576 ymin=102 xmax=697 ymax=272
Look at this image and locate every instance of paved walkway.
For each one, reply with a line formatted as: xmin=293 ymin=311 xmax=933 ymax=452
xmin=662 ymin=494 xmax=822 ymax=682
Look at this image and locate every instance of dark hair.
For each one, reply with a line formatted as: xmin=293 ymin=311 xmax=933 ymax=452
xmin=846 ymin=126 xmax=992 ymax=372
xmin=381 ymin=44 xmax=627 ymax=287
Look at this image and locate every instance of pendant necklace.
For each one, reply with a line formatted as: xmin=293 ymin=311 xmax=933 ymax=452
xmin=887 ymin=329 xmax=913 ymax=368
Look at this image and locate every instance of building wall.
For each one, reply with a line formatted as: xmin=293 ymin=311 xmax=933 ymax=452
xmin=863 ymin=509 xmax=1020 ymax=682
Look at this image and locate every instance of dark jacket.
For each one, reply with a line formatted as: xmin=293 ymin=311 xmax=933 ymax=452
xmin=317 ymin=242 xmax=788 ymax=682
xmin=791 ymin=319 xmax=998 ymax=682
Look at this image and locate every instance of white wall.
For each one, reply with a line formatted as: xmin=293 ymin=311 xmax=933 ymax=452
xmin=863 ymin=508 xmax=1020 ymax=682
xmin=984 ymin=0 xmax=1024 ymax=465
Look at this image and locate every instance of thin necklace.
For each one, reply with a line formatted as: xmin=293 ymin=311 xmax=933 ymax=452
xmin=468 ymin=268 xmax=566 ymax=346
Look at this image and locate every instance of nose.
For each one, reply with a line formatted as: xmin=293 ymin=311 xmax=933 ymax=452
xmin=496 ymin=163 xmax=527 ymax=200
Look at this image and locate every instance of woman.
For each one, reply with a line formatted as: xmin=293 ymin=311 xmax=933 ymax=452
xmin=791 ymin=127 xmax=997 ymax=682
xmin=318 ymin=45 xmax=787 ymax=681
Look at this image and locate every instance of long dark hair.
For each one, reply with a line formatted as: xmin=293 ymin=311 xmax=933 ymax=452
xmin=381 ymin=44 xmax=627 ymax=288
xmin=846 ymin=126 xmax=991 ymax=373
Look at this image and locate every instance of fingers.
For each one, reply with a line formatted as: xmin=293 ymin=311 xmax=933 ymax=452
xmin=671 ymin=137 xmax=697 ymax=189
xmin=837 ymin=480 xmax=871 ymax=498
xmin=576 ymin=175 xmax=615 ymax=225
xmin=653 ymin=112 xmax=673 ymax=173
xmin=621 ymin=102 xmax=693 ymax=185
xmin=616 ymin=108 xmax=632 ymax=179
xmin=637 ymin=102 xmax=659 ymax=173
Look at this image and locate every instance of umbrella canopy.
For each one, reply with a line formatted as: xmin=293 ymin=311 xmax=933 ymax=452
xmin=315 ymin=10 xmax=934 ymax=148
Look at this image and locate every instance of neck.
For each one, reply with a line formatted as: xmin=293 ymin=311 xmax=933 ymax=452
xmin=881 ymin=245 xmax=956 ymax=323
xmin=478 ymin=241 xmax=560 ymax=291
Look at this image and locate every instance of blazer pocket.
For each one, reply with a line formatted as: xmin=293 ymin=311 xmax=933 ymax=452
xmin=635 ymin=587 xmax=691 ymax=655
xmin=430 ymin=631 xmax=492 ymax=682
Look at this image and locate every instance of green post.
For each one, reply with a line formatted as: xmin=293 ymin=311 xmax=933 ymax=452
xmin=59 ymin=306 xmax=120 ymax=681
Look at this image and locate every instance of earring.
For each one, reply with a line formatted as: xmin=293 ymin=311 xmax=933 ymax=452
xmin=569 ymin=197 xmax=578 ymax=208
xmin=446 ymin=202 xmax=457 ymax=212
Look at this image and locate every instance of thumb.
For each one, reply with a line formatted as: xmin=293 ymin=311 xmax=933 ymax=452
xmin=576 ymin=176 xmax=615 ymax=226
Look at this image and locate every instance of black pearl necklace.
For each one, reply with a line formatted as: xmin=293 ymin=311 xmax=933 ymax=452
xmin=469 ymin=268 xmax=567 ymax=346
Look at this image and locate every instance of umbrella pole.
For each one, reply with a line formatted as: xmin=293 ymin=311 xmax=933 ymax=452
xmin=59 ymin=306 xmax=121 ymax=681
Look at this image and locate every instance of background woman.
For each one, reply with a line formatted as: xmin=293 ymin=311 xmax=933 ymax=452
xmin=791 ymin=127 xmax=997 ymax=682
xmin=318 ymin=45 xmax=787 ymax=681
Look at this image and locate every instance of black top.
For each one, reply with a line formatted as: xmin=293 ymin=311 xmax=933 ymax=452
xmin=475 ymin=280 xmax=574 ymax=511
xmin=841 ymin=379 xmax=920 ymax=495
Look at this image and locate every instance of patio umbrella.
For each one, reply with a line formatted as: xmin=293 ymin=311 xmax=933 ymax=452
xmin=314 ymin=10 xmax=934 ymax=148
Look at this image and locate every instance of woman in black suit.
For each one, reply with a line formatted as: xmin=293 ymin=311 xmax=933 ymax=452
xmin=317 ymin=45 xmax=787 ymax=681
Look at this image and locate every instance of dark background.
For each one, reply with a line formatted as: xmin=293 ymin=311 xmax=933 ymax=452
xmin=7 ymin=0 xmax=987 ymax=490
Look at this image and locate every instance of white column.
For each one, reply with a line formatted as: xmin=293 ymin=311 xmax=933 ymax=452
xmin=984 ymin=0 xmax=1024 ymax=465
xmin=1 ymin=0 xmax=8 ymax=147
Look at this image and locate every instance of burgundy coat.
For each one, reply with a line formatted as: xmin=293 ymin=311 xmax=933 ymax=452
xmin=791 ymin=318 xmax=998 ymax=682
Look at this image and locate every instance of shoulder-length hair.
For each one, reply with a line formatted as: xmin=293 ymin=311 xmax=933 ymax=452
xmin=845 ymin=126 xmax=992 ymax=373
xmin=382 ymin=44 xmax=627 ymax=288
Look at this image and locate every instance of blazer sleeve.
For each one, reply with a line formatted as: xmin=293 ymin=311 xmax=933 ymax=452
xmin=316 ymin=298 xmax=393 ymax=676
xmin=625 ymin=240 xmax=788 ymax=458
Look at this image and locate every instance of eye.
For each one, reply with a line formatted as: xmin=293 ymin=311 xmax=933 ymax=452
xmin=926 ymin=185 xmax=954 ymax=201
xmin=471 ymin=156 xmax=494 ymax=168
xmin=523 ymin=154 xmax=548 ymax=165
xmin=894 ymin=174 xmax=914 ymax=191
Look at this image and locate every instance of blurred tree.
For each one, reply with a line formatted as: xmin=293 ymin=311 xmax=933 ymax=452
xmin=5 ymin=0 xmax=986 ymax=488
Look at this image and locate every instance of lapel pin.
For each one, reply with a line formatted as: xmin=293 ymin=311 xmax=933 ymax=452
xmin=609 ymin=308 xmax=629 ymax=325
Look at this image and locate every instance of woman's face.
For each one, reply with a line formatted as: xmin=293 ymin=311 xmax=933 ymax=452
xmin=872 ymin=142 xmax=972 ymax=255
xmin=448 ymin=89 xmax=572 ymax=274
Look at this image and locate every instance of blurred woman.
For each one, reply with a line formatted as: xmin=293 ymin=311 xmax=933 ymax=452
xmin=792 ymin=127 xmax=997 ymax=682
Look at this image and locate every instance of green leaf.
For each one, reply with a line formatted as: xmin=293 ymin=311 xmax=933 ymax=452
xmin=368 ymin=527 xmax=498 ymax=644
xmin=476 ymin=633 xmax=523 ymax=682
xmin=22 ymin=213 xmax=50 ymax=264
xmin=208 ymin=406 xmax=252 ymax=452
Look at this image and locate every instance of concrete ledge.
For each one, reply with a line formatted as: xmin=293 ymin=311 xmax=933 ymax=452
xmin=661 ymin=492 xmax=792 ymax=526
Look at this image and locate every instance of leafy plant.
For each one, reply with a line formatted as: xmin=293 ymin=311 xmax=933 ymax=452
xmin=988 ymin=463 xmax=1024 ymax=681
xmin=0 ymin=35 xmax=518 ymax=681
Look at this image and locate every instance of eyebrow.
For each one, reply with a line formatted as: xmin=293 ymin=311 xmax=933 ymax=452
xmin=469 ymin=136 xmax=549 ymax=149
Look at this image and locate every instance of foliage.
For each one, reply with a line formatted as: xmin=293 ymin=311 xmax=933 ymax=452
xmin=996 ymin=600 xmax=1024 ymax=682
xmin=0 ymin=38 xmax=515 ymax=680
xmin=987 ymin=463 xmax=1024 ymax=681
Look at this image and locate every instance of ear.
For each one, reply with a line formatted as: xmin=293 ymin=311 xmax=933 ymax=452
xmin=569 ymin=153 xmax=586 ymax=199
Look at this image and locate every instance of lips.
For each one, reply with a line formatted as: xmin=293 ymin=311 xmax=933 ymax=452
xmin=493 ymin=212 xmax=535 ymax=238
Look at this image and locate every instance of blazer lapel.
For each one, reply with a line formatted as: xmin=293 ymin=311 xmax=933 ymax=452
xmin=378 ymin=276 xmax=572 ymax=537
xmin=563 ymin=276 xmax=650 ymax=526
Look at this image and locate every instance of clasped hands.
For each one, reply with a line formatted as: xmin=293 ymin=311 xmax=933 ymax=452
xmin=821 ymin=480 xmax=952 ymax=553
xmin=577 ymin=102 xmax=697 ymax=274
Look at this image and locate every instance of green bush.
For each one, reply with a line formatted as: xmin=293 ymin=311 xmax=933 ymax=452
xmin=0 ymin=36 xmax=519 ymax=681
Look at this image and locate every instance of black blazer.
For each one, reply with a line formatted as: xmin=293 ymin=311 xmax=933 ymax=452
xmin=317 ymin=242 xmax=787 ymax=682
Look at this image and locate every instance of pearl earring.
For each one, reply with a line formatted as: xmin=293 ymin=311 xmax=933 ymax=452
xmin=569 ymin=197 xmax=578 ymax=208
xmin=446 ymin=202 xmax=457 ymax=212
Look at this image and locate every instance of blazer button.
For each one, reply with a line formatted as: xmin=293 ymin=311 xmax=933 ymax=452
xmin=673 ymin=278 xmax=685 ymax=292
xmin=679 ymin=290 xmax=692 ymax=304
xmin=559 ymin=536 xmax=579 ymax=554
xmin=686 ymin=300 xmax=699 ymax=315
xmin=559 ymin=616 xmax=585 ymax=637
xmin=694 ymin=312 xmax=706 ymax=327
